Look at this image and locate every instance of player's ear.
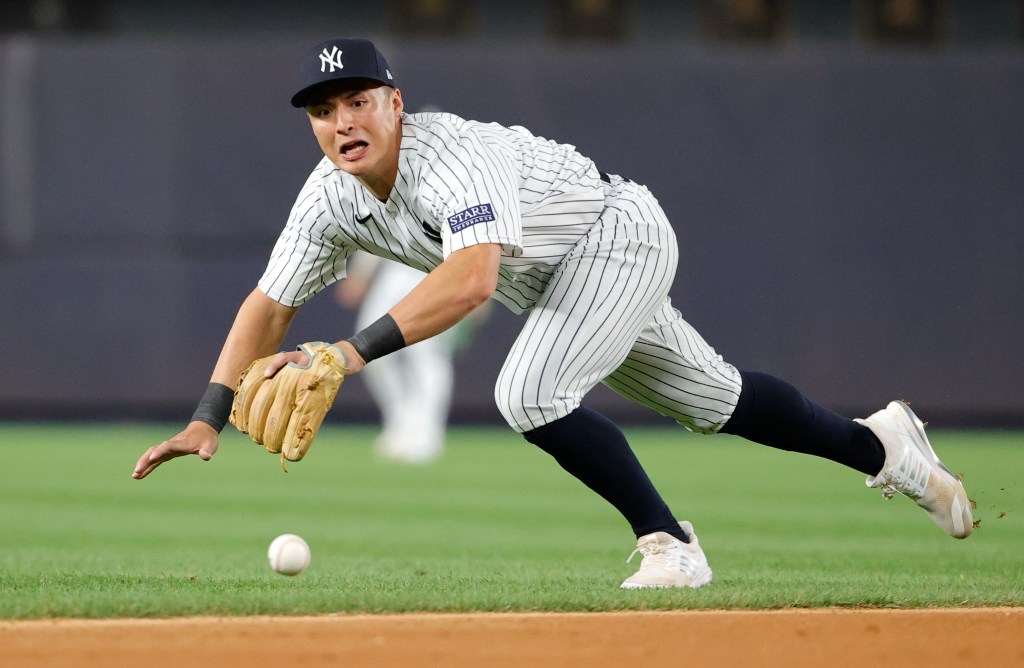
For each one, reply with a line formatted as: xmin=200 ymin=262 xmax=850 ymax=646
xmin=390 ymin=87 xmax=404 ymax=118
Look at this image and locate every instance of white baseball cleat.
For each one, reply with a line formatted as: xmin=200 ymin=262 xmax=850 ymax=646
xmin=373 ymin=432 xmax=443 ymax=465
xmin=856 ymin=400 xmax=974 ymax=539
xmin=620 ymin=521 xmax=713 ymax=589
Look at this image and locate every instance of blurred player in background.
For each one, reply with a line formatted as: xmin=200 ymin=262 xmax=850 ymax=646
xmin=335 ymin=252 xmax=488 ymax=464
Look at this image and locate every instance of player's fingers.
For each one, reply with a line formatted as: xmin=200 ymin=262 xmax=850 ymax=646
xmin=196 ymin=434 xmax=219 ymax=461
xmin=264 ymin=351 xmax=304 ymax=377
xmin=132 ymin=434 xmax=209 ymax=479
xmin=132 ymin=444 xmax=165 ymax=479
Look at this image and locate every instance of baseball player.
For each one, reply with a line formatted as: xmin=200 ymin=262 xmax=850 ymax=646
xmin=133 ymin=38 xmax=974 ymax=589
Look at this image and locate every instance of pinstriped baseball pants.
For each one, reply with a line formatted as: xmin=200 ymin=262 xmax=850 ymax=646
xmin=495 ymin=175 xmax=742 ymax=434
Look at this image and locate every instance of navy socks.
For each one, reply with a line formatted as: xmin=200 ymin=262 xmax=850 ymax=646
xmin=521 ymin=372 xmax=884 ymax=542
xmin=720 ymin=371 xmax=885 ymax=476
xmin=523 ymin=406 xmax=690 ymax=543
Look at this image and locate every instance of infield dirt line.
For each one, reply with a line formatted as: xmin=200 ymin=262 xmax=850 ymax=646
xmin=2 ymin=607 xmax=1022 ymax=668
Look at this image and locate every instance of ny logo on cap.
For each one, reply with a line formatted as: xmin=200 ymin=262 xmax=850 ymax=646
xmin=319 ymin=46 xmax=344 ymax=73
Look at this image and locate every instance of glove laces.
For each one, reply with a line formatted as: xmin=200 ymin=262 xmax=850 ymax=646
xmin=314 ymin=345 xmax=349 ymax=376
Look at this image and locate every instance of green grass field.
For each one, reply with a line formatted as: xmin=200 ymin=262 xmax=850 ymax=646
xmin=0 ymin=422 xmax=1020 ymax=619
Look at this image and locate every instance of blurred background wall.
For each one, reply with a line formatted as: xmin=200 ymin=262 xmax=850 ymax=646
xmin=1 ymin=0 xmax=1022 ymax=427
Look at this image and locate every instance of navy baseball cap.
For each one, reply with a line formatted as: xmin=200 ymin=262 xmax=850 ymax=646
xmin=290 ymin=38 xmax=396 ymax=108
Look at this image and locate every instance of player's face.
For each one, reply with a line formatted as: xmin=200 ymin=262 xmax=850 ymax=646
xmin=306 ymin=83 xmax=404 ymax=199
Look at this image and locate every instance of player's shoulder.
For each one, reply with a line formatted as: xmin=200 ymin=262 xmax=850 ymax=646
xmin=404 ymin=110 xmax=471 ymax=132
xmin=403 ymin=111 xmax=520 ymax=147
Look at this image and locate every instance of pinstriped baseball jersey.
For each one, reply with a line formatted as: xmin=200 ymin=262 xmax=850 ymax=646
xmin=259 ymin=110 xmax=741 ymax=433
xmin=259 ymin=111 xmax=605 ymax=313
xmin=494 ymin=174 xmax=741 ymax=433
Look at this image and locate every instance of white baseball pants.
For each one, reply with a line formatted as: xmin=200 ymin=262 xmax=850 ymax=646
xmin=495 ymin=175 xmax=742 ymax=434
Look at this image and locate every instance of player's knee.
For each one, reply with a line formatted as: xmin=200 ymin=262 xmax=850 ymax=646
xmin=494 ymin=389 xmax=577 ymax=434
xmin=493 ymin=391 xmax=529 ymax=433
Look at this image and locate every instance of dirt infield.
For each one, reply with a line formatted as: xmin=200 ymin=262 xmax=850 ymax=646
xmin=2 ymin=608 xmax=1022 ymax=667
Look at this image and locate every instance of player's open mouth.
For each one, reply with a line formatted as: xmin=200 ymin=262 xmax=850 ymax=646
xmin=340 ymin=141 xmax=369 ymax=160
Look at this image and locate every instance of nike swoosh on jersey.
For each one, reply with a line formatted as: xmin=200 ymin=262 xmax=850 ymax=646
xmin=356 ymin=213 xmax=373 ymax=225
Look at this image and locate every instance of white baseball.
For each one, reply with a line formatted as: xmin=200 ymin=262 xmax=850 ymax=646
xmin=267 ymin=534 xmax=311 ymax=576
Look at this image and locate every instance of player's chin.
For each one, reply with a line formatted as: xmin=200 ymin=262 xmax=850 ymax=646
xmin=328 ymin=154 xmax=351 ymax=170
xmin=333 ymin=161 xmax=365 ymax=178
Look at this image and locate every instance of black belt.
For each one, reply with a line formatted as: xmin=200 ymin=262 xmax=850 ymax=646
xmin=600 ymin=171 xmax=631 ymax=184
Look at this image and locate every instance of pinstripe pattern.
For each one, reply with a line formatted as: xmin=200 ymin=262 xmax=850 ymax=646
xmin=603 ymin=301 xmax=742 ymax=434
xmin=259 ymin=112 xmax=604 ymax=310
xmin=258 ymin=111 xmax=741 ymax=433
xmin=494 ymin=176 xmax=741 ymax=432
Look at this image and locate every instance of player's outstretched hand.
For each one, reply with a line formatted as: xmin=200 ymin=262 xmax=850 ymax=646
xmin=132 ymin=421 xmax=219 ymax=480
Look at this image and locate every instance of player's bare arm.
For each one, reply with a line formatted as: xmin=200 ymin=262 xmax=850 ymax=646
xmin=132 ymin=289 xmax=297 ymax=479
xmin=269 ymin=243 xmax=498 ymax=377
xmin=388 ymin=243 xmax=499 ymax=346
xmin=208 ymin=289 xmax=298 ymax=386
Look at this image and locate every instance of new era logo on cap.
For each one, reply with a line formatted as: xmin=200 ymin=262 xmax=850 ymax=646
xmin=291 ymin=38 xmax=396 ymax=108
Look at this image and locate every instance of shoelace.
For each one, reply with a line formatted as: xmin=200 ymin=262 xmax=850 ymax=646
xmin=626 ymin=540 xmax=663 ymax=565
xmin=627 ymin=538 xmax=693 ymax=575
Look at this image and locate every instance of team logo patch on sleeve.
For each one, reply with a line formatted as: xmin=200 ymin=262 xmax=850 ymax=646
xmin=447 ymin=204 xmax=495 ymax=233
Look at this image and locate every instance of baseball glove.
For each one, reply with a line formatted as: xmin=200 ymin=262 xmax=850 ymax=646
xmin=230 ymin=341 xmax=347 ymax=470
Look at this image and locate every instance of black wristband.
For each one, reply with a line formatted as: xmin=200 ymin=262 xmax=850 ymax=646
xmin=347 ymin=313 xmax=406 ymax=364
xmin=190 ymin=382 xmax=234 ymax=433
